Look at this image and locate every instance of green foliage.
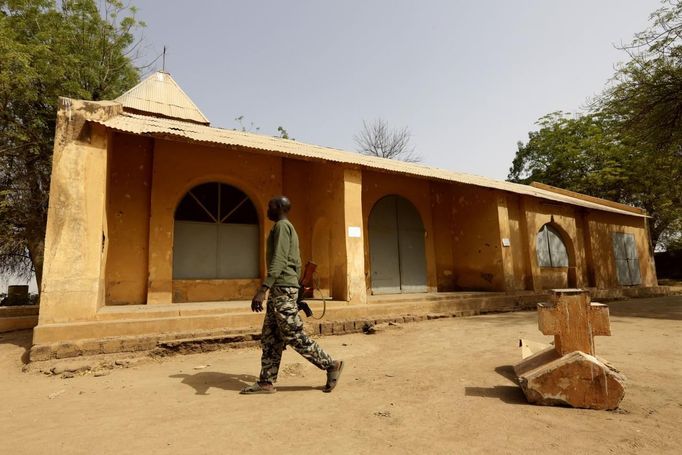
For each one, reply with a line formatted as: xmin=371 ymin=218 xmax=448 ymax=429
xmin=601 ymin=0 xmax=682 ymax=156
xmin=508 ymin=112 xmax=628 ymax=201
xmin=509 ymin=0 xmax=682 ymax=249
xmin=509 ymin=111 xmax=681 ymax=248
xmin=0 ymin=0 xmax=144 ymax=288
xmin=276 ymin=126 xmax=293 ymax=140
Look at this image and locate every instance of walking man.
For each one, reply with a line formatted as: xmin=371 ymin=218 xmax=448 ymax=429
xmin=241 ymin=196 xmax=344 ymax=394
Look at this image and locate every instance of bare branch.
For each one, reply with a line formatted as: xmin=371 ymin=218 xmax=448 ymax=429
xmin=353 ymin=118 xmax=421 ymax=163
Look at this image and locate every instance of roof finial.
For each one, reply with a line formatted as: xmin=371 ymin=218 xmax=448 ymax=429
xmin=162 ymin=45 xmax=167 ymax=72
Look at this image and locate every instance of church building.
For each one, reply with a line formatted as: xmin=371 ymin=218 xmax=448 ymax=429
xmin=27 ymin=72 xmax=658 ymax=358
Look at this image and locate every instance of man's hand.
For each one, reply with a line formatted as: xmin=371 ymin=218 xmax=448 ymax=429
xmin=251 ymin=286 xmax=267 ymax=313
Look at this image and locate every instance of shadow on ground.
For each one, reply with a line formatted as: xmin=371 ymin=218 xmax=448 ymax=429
xmin=468 ymin=312 xmax=536 ymax=327
xmin=464 ymin=385 xmax=527 ymax=405
xmin=494 ymin=365 xmax=518 ymax=383
xmin=170 ymin=372 xmax=324 ymax=395
xmin=464 ymin=365 xmax=527 ymax=405
xmin=607 ymin=296 xmax=682 ymax=321
xmin=476 ymin=296 xmax=682 ymax=323
xmin=0 ymin=329 xmax=32 ymax=364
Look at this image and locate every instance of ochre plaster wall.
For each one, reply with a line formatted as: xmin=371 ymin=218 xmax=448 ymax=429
xmin=105 ymin=143 xmax=366 ymax=305
xmin=173 ymin=279 xmax=260 ymax=302
xmin=585 ymin=211 xmax=657 ymax=288
xmin=38 ymin=99 xmax=122 ymax=325
xmin=145 ymin=140 xmax=281 ymax=304
xmin=281 ymin=160 xmax=312 ymax=271
xmin=503 ymin=193 xmax=532 ymax=290
xmin=508 ymin=195 xmax=656 ymax=290
xmin=362 ymin=171 xmax=437 ymax=294
xmin=515 ymin=196 xmax=589 ymax=290
xmin=105 ymin=133 xmax=153 ymax=305
xmin=430 ymin=181 xmax=457 ymax=291
xmin=448 ymin=184 xmax=506 ymax=291
xmin=283 ymin=160 xmax=365 ymax=302
xmin=342 ymin=168 xmax=367 ymax=303
xmin=430 ymin=181 xmax=508 ymax=292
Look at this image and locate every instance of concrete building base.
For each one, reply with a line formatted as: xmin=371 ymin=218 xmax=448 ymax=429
xmin=0 ymin=305 xmax=39 ymax=333
xmin=27 ymin=286 xmax=681 ymax=362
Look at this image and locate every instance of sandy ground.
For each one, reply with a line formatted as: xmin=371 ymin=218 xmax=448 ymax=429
xmin=1 ymin=296 xmax=681 ymax=455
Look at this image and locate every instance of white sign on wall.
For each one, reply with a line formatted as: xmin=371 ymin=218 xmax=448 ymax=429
xmin=348 ymin=226 xmax=362 ymax=238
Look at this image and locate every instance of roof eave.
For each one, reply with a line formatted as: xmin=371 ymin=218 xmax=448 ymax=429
xmin=91 ymin=112 xmax=648 ymax=219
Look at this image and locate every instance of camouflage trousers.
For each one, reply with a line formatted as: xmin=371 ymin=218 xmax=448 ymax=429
xmin=259 ymin=286 xmax=334 ymax=384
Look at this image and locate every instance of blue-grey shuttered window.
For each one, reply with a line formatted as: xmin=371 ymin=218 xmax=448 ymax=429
xmin=612 ymin=232 xmax=641 ymax=286
xmin=536 ymin=224 xmax=569 ymax=267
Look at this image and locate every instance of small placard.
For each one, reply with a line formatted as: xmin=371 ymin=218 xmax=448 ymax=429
xmin=502 ymin=238 xmax=511 ymax=247
xmin=348 ymin=226 xmax=362 ymax=238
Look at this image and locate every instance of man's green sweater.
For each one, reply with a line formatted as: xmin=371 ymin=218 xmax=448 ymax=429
xmin=263 ymin=219 xmax=301 ymax=288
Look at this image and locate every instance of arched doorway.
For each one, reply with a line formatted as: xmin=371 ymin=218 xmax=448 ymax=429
xmin=368 ymin=195 xmax=427 ymax=294
xmin=173 ymin=182 xmax=259 ymax=279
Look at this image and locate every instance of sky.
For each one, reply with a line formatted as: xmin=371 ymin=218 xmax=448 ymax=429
xmin=130 ymin=0 xmax=659 ymax=179
xmin=0 ymin=0 xmax=663 ymax=293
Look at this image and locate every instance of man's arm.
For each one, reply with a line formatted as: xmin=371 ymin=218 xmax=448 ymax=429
xmin=263 ymin=221 xmax=291 ymax=289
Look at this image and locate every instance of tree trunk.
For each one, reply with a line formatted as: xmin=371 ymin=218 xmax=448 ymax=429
xmin=27 ymin=234 xmax=45 ymax=296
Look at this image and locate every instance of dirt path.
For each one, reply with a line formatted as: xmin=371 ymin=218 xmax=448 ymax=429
xmin=1 ymin=296 xmax=681 ymax=454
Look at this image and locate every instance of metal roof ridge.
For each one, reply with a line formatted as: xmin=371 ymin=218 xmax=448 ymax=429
xmin=96 ymin=112 xmax=647 ymax=218
xmin=115 ymin=72 xmax=210 ymax=125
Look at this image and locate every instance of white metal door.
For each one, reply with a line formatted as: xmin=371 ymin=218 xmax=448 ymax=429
xmin=396 ymin=197 xmax=428 ymax=293
xmin=369 ymin=197 xmax=401 ymax=294
xmin=369 ymin=196 xmax=427 ymax=294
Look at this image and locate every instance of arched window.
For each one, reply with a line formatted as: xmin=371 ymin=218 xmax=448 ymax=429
xmin=173 ymin=182 xmax=259 ymax=279
xmin=536 ymin=224 xmax=569 ymax=268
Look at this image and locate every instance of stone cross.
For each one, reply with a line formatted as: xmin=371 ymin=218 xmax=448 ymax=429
xmin=537 ymin=289 xmax=611 ymax=356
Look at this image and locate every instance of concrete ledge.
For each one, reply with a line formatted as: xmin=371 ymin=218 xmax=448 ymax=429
xmin=0 ymin=305 xmax=39 ymax=333
xmin=0 ymin=305 xmax=39 ymax=318
xmin=0 ymin=315 xmax=39 ymax=333
xmin=29 ymin=292 xmax=548 ymax=361
xmin=28 ymin=286 xmax=680 ymax=361
xmin=29 ymin=309 xmax=491 ymax=362
xmin=33 ymin=292 xmax=544 ymax=345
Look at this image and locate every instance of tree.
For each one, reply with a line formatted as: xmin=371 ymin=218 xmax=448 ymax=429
xmin=508 ymin=111 xmax=680 ymax=248
xmin=509 ymin=0 xmax=682 ymax=249
xmin=508 ymin=112 xmax=629 ymax=201
xmin=601 ymin=0 xmax=682 ymax=155
xmin=0 ymin=0 xmax=144 ymax=291
xmin=276 ymin=126 xmax=293 ymax=140
xmin=354 ymin=118 xmax=421 ymax=162
xmin=600 ymin=0 xmax=682 ymax=249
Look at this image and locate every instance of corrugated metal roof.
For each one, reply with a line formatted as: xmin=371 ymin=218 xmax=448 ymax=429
xmin=115 ymin=72 xmax=210 ymax=125
xmin=94 ymin=112 xmax=646 ymax=218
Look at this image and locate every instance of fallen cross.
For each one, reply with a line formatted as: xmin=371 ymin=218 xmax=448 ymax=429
xmin=514 ymin=289 xmax=626 ymax=410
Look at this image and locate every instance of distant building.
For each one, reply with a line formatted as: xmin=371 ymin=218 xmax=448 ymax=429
xmin=20 ymin=72 xmax=659 ymax=358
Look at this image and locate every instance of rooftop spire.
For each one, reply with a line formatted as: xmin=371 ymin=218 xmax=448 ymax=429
xmin=115 ymin=71 xmax=210 ymax=125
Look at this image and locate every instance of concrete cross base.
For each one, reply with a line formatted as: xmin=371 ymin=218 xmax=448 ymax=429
xmin=514 ymin=347 xmax=626 ymax=410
